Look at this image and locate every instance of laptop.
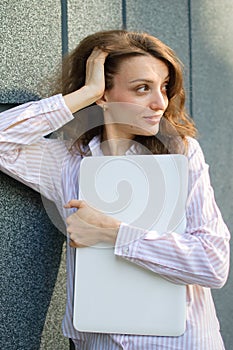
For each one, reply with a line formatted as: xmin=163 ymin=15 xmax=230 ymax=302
xmin=73 ymin=154 xmax=188 ymax=336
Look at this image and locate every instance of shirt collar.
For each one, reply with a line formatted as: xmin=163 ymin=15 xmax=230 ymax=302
xmin=87 ymin=135 xmax=144 ymax=156
xmin=88 ymin=135 xmax=104 ymax=156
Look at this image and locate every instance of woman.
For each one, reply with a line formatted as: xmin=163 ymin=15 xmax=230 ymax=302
xmin=0 ymin=30 xmax=230 ymax=349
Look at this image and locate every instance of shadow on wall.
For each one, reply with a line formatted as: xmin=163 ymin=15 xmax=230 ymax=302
xmin=0 ymin=171 xmax=65 ymax=350
xmin=191 ymin=3 xmax=233 ymax=349
xmin=0 ymin=89 xmax=41 ymax=105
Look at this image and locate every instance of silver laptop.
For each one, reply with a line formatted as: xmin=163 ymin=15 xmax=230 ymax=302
xmin=73 ymin=154 xmax=188 ymax=336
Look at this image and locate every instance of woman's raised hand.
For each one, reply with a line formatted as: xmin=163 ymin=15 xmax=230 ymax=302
xmin=63 ymin=48 xmax=108 ymax=114
xmin=84 ymin=48 xmax=109 ymax=101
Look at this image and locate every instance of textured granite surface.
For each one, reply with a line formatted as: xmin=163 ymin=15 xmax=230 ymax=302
xmin=0 ymin=172 xmax=65 ymax=350
xmin=126 ymin=0 xmax=190 ymax=62
xmin=190 ymin=2 xmax=233 ymax=347
xmin=0 ymin=0 xmax=61 ymax=103
xmin=39 ymin=244 xmax=68 ymax=350
xmin=67 ymin=0 xmax=122 ymax=51
xmin=126 ymin=0 xmax=191 ymax=110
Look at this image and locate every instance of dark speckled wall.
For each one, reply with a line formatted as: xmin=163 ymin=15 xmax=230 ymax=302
xmin=0 ymin=1 xmax=232 ymax=350
xmin=0 ymin=173 xmax=65 ymax=349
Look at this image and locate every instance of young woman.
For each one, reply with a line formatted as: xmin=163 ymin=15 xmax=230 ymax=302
xmin=0 ymin=30 xmax=230 ymax=349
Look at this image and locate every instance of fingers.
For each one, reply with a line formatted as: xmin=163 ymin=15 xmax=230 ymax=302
xmin=69 ymin=239 xmax=86 ymax=248
xmin=84 ymin=47 xmax=109 ymax=100
xmin=87 ymin=47 xmax=109 ymax=60
xmin=86 ymin=47 xmax=109 ymax=73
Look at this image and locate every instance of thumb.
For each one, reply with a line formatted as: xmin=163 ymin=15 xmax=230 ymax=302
xmin=64 ymin=199 xmax=86 ymax=209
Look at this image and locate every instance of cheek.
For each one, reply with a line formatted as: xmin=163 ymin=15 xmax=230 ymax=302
xmin=107 ymin=92 xmax=135 ymax=103
xmin=105 ymin=86 xmax=137 ymax=103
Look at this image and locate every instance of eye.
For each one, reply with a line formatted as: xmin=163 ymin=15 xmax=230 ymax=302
xmin=136 ymin=84 xmax=150 ymax=93
xmin=161 ymin=82 xmax=169 ymax=94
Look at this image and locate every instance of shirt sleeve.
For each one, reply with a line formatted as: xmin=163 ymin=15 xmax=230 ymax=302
xmin=0 ymin=94 xmax=74 ymax=201
xmin=114 ymin=138 xmax=230 ymax=288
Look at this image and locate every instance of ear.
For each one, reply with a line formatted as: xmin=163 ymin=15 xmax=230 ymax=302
xmin=96 ymin=92 xmax=108 ymax=108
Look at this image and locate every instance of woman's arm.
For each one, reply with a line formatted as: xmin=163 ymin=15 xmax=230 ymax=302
xmin=0 ymin=95 xmax=73 ymax=152
xmin=114 ymin=138 xmax=230 ymax=288
xmin=0 ymin=95 xmax=74 ymax=199
xmin=0 ymin=48 xmax=108 ymax=152
xmin=65 ymin=138 xmax=230 ymax=288
xmin=0 ymin=48 xmax=108 ymax=199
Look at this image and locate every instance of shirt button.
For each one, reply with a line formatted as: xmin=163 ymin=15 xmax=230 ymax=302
xmin=124 ymin=247 xmax=129 ymax=255
xmin=51 ymin=103 xmax=58 ymax=109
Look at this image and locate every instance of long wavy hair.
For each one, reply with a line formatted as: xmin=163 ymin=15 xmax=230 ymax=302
xmin=53 ymin=30 xmax=197 ymax=155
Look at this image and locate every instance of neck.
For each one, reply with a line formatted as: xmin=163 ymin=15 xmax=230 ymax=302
xmin=102 ymin=125 xmax=133 ymax=156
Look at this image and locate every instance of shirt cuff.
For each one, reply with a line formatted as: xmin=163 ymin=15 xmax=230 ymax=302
xmin=114 ymin=222 xmax=146 ymax=257
xmin=39 ymin=94 xmax=74 ymax=130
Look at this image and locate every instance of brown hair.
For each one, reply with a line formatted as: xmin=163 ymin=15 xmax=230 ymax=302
xmin=53 ymin=30 xmax=197 ymax=154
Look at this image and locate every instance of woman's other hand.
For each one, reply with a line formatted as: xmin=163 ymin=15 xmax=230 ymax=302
xmin=64 ymin=200 xmax=120 ymax=248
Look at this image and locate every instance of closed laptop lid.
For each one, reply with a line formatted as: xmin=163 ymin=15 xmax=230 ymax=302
xmin=73 ymin=154 xmax=188 ymax=336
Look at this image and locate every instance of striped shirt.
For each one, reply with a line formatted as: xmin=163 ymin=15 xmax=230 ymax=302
xmin=0 ymin=94 xmax=230 ymax=349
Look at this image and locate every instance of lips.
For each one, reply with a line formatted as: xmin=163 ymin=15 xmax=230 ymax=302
xmin=142 ymin=115 xmax=162 ymax=125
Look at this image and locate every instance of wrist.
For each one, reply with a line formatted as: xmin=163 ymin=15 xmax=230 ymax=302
xmin=99 ymin=214 xmax=121 ymax=245
xmin=63 ymin=86 xmax=99 ymax=114
xmin=83 ymin=84 xmax=104 ymax=102
xmin=102 ymin=224 xmax=121 ymax=245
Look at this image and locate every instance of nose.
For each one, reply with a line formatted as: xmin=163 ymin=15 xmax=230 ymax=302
xmin=149 ymin=90 xmax=168 ymax=111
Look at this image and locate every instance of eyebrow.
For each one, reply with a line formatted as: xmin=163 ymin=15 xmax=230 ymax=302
xmin=129 ymin=76 xmax=170 ymax=84
xmin=129 ymin=79 xmax=153 ymax=84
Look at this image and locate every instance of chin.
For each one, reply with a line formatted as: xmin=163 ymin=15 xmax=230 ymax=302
xmin=133 ymin=125 xmax=160 ymax=137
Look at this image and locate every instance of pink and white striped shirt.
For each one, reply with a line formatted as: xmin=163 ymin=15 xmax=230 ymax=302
xmin=0 ymin=94 xmax=230 ymax=349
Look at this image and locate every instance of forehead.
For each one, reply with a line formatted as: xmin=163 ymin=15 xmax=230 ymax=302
xmin=116 ymin=54 xmax=169 ymax=81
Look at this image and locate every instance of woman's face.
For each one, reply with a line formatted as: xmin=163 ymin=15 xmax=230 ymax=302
xmin=102 ymin=54 xmax=169 ymax=139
